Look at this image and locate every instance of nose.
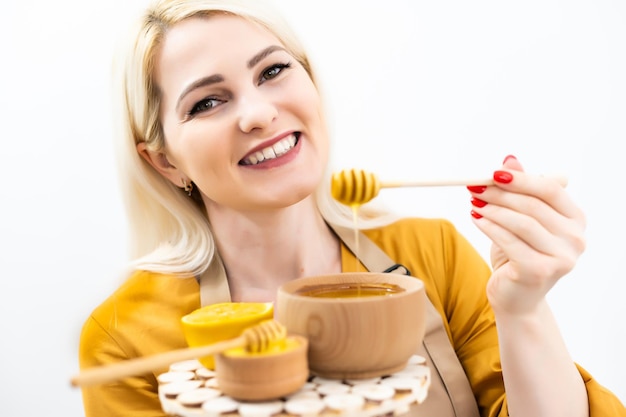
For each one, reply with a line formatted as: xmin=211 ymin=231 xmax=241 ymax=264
xmin=237 ymin=90 xmax=278 ymax=133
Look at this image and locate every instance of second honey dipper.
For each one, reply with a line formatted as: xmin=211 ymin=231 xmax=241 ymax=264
xmin=70 ymin=319 xmax=287 ymax=388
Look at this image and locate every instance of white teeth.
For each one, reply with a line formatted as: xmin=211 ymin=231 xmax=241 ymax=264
xmin=273 ymin=140 xmax=286 ymax=154
xmin=262 ymin=147 xmax=276 ymax=159
xmin=242 ymin=134 xmax=297 ymax=165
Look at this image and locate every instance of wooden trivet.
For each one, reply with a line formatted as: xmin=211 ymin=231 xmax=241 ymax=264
xmin=158 ymin=355 xmax=430 ymax=417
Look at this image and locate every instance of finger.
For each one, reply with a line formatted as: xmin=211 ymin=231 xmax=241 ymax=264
xmin=478 ymin=200 xmax=584 ymax=258
xmin=479 ymin=215 xmax=554 ymax=282
xmin=472 ymin=212 xmax=579 ymax=283
xmin=472 ymin=187 xmax=586 ymax=245
xmin=488 ymin=169 xmax=585 ymax=224
xmin=475 ymin=202 xmax=564 ymax=256
xmin=501 ymin=154 xmax=524 ymax=171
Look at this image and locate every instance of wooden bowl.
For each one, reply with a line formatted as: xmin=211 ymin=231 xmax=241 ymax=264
xmin=214 ymin=335 xmax=309 ymax=401
xmin=276 ymin=272 xmax=426 ymax=380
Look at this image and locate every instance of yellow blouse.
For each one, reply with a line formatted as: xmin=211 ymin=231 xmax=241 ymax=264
xmin=78 ymin=217 xmax=625 ymax=417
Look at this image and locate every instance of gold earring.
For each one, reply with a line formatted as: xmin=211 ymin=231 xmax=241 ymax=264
xmin=181 ymin=179 xmax=194 ymax=196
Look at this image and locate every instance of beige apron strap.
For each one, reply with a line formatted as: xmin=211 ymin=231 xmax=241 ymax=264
xmin=198 ymin=251 xmax=232 ymax=306
xmin=329 ymin=223 xmax=480 ymax=417
xmin=418 ymin=304 xmax=480 ymax=417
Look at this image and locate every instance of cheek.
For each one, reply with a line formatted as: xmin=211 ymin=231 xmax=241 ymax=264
xmin=301 ymin=82 xmax=323 ymax=115
xmin=295 ymin=81 xmax=328 ymax=139
xmin=160 ymin=122 xmax=222 ymax=174
xmin=308 ymin=91 xmax=330 ymax=153
xmin=285 ymin=70 xmax=323 ymax=115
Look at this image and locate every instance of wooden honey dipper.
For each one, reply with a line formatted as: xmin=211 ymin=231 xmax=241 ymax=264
xmin=70 ymin=319 xmax=287 ymax=387
xmin=331 ymin=168 xmax=568 ymax=206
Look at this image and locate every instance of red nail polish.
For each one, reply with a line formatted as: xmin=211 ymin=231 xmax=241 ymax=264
xmin=467 ymin=185 xmax=487 ymax=194
xmin=471 ymin=197 xmax=487 ymax=208
xmin=493 ymin=170 xmax=513 ymax=184
xmin=471 ymin=210 xmax=483 ymax=219
xmin=503 ymin=154 xmax=517 ymax=164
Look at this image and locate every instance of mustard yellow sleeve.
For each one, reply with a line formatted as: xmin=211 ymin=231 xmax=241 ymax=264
xmin=79 ymin=315 xmax=167 ymax=417
xmin=77 ymin=271 xmax=200 ymax=417
xmin=577 ymin=364 xmax=626 ymax=416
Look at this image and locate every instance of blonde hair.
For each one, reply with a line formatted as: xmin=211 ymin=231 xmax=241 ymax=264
xmin=113 ymin=0 xmax=397 ymax=278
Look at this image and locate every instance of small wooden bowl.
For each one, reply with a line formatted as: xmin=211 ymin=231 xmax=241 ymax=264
xmin=276 ymin=272 xmax=426 ymax=380
xmin=214 ymin=335 xmax=309 ymax=401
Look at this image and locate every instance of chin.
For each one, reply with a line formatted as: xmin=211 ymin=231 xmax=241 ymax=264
xmin=263 ymin=184 xmax=320 ymax=210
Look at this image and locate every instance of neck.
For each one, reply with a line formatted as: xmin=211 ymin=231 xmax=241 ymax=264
xmin=206 ymin=197 xmax=342 ymax=302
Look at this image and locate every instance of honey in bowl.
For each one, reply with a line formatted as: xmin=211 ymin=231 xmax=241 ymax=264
xmin=295 ymin=282 xmax=405 ymax=298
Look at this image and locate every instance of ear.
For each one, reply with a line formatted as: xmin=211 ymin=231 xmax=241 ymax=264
xmin=136 ymin=142 xmax=187 ymax=187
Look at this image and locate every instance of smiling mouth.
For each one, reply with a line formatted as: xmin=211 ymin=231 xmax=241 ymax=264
xmin=239 ymin=133 xmax=300 ymax=166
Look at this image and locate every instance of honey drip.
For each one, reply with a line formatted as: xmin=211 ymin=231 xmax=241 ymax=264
xmin=351 ymin=203 xmax=363 ymax=297
xmin=351 ymin=204 xmax=361 ymax=273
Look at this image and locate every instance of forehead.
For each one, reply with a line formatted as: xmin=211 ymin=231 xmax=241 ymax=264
xmin=155 ymin=14 xmax=284 ymax=87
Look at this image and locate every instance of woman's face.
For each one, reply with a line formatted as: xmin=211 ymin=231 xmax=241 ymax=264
xmin=153 ymin=15 xmax=329 ymax=213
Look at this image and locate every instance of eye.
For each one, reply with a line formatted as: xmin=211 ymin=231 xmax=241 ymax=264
xmin=260 ymin=62 xmax=292 ymax=83
xmin=185 ymin=97 xmax=225 ymax=119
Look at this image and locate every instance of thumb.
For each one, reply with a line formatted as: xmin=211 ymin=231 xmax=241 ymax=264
xmin=502 ymin=154 xmax=524 ymax=172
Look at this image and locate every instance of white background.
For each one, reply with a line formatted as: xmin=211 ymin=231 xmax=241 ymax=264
xmin=1 ymin=0 xmax=624 ymax=415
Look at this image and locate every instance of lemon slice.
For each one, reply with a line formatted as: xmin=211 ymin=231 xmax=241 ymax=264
xmin=181 ymin=302 xmax=274 ymax=369
xmin=182 ymin=302 xmax=273 ymax=325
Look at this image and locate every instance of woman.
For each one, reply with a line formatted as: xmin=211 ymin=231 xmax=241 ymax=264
xmin=78 ymin=0 xmax=625 ymax=416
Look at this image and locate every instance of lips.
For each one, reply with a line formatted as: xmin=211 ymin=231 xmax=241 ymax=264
xmin=239 ymin=133 xmax=300 ymax=166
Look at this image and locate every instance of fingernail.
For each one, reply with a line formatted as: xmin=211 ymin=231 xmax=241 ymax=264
xmin=493 ymin=170 xmax=513 ymax=184
xmin=503 ymin=154 xmax=517 ymax=164
xmin=467 ymin=185 xmax=487 ymax=194
xmin=471 ymin=210 xmax=483 ymax=219
xmin=471 ymin=197 xmax=487 ymax=208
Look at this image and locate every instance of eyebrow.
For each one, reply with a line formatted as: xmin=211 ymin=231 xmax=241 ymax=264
xmin=247 ymin=45 xmax=287 ymax=68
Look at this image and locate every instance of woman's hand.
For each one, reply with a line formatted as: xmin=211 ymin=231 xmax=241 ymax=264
xmin=467 ymin=155 xmax=586 ymax=315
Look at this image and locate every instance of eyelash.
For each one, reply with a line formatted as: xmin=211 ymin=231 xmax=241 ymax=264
xmin=260 ymin=61 xmax=292 ymax=83
xmin=185 ymin=97 xmax=224 ymax=120
xmin=183 ymin=61 xmax=293 ymax=121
